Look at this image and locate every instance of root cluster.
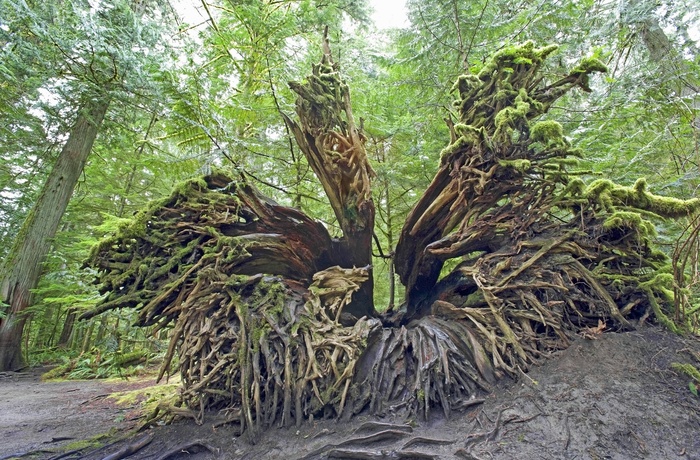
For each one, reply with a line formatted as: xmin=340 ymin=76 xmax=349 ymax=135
xmin=84 ymin=41 xmax=699 ymax=434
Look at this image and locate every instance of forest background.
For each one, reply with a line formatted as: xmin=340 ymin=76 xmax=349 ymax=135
xmin=0 ymin=0 xmax=699 ymax=375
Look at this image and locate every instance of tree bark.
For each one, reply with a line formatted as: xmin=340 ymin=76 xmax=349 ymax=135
xmin=0 ymin=96 xmax=109 ymax=371
xmin=57 ymin=308 xmax=78 ymax=348
xmin=284 ymin=32 xmax=376 ymax=319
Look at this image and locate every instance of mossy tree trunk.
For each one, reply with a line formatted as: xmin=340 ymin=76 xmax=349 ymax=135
xmin=0 ymin=97 xmax=109 ymax=371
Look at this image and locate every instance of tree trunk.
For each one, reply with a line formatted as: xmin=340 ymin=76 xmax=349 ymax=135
xmin=284 ymin=31 xmax=376 ymax=320
xmin=57 ymin=308 xmax=77 ymax=349
xmin=0 ymin=96 xmax=110 ymax=371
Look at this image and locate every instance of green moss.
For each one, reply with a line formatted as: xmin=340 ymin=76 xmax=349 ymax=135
xmin=452 ymin=74 xmax=481 ymax=98
xmin=573 ymin=56 xmax=608 ymax=74
xmin=530 ymin=120 xmax=564 ymax=145
xmin=171 ymin=176 xmax=208 ymax=201
xmin=494 ymin=89 xmax=531 ymax=139
xmin=643 ymin=286 xmax=680 ymax=334
xmin=585 ymin=179 xmax=614 ymax=196
xmin=584 ymin=179 xmax=615 ymax=211
xmin=114 ymin=351 xmax=147 ymax=367
xmin=671 ymin=363 xmax=700 ymax=383
xmin=498 ymin=159 xmax=531 ymax=173
xmin=478 ymin=41 xmax=559 ymax=81
xmin=581 ymin=178 xmax=699 ymax=218
xmin=647 ymin=248 xmax=669 ymax=263
xmin=151 ymin=237 xmax=204 ymax=280
xmin=563 ymin=178 xmax=586 ymax=196
xmin=686 ymin=300 xmax=700 ymax=314
xmin=602 ymin=211 xmax=657 ymax=237
xmin=62 ymin=437 xmax=104 ymax=451
xmin=494 ymin=89 xmax=516 ymax=103
xmin=513 ymin=57 xmax=533 ymax=65
xmin=609 ymin=180 xmax=700 ymax=218
xmin=567 ymin=147 xmax=584 ymax=158
xmin=640 ymin=272 xmax=674 ymax=288
xmin=633 ymin=177 xmax=647 ymax=193
xmin=109 ymin=378 xmax=181 ymax=413
xmin=88 ymin=176 xmax=210 ymax=263
xmin=441 ymin=124 xmax=485 ymax=158
xmin=42 ymin=363 xmax=72 ymax=380
xmin=639 ymin=273 xmax=675 ymax=304
xmin=594 ymin=272 xmax=637 ymax=288
xmin=251 ymin=323 xmax=270 ymax=354
xmin=545 ymin=158 xmax=580 ymax=170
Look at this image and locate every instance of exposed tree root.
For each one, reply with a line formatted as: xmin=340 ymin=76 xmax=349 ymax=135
xmin=353 ymin=422 xmax=414 ymax=435
xmin=299 ymin=429 xmax=412 ymax=460
xmin=325 ymin=450 xmax=438 ymax=460
xmin=401 ymin=437 xmax=456 ymax=449
xmin=456 ymin=406 xmax=542 ymax=459
xmin=84 ymin=41 xmax=700 ymax=437
xmin=153 ymin=440 xmax=219 ymax=460
xmin=101 ymin=434 xmax=153 ymax=460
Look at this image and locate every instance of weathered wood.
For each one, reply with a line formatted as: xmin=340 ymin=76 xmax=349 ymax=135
xmin=284 ymin=29 xmax=376 ymax=319
xmin=83 ymin=41 xmax=699 ymax=434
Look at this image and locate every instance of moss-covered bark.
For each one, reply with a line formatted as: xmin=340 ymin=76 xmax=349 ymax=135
xmin=84 ymin=41 xmax=699 ymax=433
xmin=283 ymin=32 xmax=376 ymax=320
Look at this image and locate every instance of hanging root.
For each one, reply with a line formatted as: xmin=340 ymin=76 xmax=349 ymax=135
xmin=83 ymin=41 xmax=700 ymax=435
xmin=154 ymin=266 xmax=378 ymax=436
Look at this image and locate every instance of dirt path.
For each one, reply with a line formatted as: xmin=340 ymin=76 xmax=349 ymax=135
xmin=3 ymin=327 xmax=699 ymax=460
xmin=0 ymin=368 xmax=157 ymax=460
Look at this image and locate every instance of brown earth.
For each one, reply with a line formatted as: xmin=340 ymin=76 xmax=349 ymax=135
xmin=0 ymin=367 xmax=158 ymax=460
xmin=2 ymin=326 xmax=699 ymax=460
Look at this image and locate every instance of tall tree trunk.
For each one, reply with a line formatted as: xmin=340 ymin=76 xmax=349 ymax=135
xmin=0 ymin=96 xmax=110 ymax=371
xmin=57 ymin=308 xmax=78 ymax=349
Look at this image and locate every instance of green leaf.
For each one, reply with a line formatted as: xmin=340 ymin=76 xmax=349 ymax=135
xmin=690 ymin=381 xmax=698 ymax=397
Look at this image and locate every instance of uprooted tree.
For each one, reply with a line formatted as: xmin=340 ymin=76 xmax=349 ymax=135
xmin=82 ymin=39 xmax=700 ymax=434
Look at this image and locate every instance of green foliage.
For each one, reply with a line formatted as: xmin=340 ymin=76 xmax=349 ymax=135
xmin=2 ymin=0 xmax=698 ymax=370
xmin=42 ymin=349 xmax=151 ymax=380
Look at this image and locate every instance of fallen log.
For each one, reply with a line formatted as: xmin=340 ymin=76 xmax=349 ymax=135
xmin=83 ymin=40 xmax=699 ymax=436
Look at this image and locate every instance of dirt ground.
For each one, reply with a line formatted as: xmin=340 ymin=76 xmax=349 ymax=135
xmin=0 ymin=366 xmax=156 ymax=460
xmin=2 ymin=326 xmax=699 ymax=460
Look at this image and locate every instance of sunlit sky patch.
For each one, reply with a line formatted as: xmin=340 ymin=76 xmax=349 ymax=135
xmin=174 ymin=0 xmax=408 ymax=31
xmin=370 ymin=0 xmax=408 ymax=29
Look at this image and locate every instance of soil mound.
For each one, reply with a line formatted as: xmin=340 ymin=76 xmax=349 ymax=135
xmin=75 ymin=326 xmax=700 ymax=460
